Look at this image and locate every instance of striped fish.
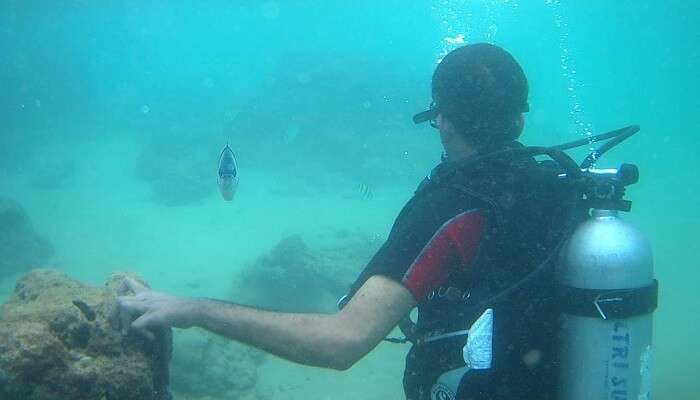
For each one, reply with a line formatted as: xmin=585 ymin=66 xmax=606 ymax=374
xmin=218 ymin=144 xmax=238 ymax=201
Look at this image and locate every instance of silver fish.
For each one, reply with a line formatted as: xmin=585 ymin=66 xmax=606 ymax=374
xmin=218 ymin=144 xmax=238 ymax=201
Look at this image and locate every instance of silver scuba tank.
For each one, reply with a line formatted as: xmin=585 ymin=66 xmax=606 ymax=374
xmin=556 ymin=166 xmax=657 ymax=400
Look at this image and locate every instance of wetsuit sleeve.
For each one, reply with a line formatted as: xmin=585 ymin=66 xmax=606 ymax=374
xmin=345 ymin=188 xmax=487 ymax=303
xmin=401 ymin=210 xmax=486 ymax=301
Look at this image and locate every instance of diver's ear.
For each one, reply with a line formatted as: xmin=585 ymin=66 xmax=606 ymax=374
xmin=437 ymin=114 xmax=455 ymax=133
xmin=437 ymin=114 xmax=454 ymax=145
xmin=515 ymin=114 xmax=525 ymax=134
xmin=438 ymin=114 xmax=460 ymax=142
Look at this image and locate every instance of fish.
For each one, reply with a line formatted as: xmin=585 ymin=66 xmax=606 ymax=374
xmin=358 ymin=183 xmax=373 ymax=200
xmin=185 ymin=281 xmax=200 ymax=289
xmin=72 ymin=299 xmax=96 ymax=321
xmin=218 ymin=144 xmax=239 ymax=201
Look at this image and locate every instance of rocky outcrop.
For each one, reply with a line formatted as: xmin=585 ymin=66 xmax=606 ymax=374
xmin=233 ymin=230 xmax=381 ymax=313
xmin=0 ymin=269 xmax=171 ymax=400
xmin=0 ymin=198 xmax=53 ymax=279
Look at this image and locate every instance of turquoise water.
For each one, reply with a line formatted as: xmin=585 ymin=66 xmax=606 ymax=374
xmin=1 ymin=1 xmax=697 ymax=399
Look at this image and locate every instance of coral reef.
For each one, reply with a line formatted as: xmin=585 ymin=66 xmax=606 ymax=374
xmin=233 ymin=230 xmax=381 ymax=313
xmin=0 ymin=269 xmax=171 ymax=400
xmin=0 ymin=198 xmax=53 ymax=279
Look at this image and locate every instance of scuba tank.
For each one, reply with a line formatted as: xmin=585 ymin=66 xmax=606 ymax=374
xmin=522 ymin=126 xmax=658 ymax=399
xmin=558 ymin=209 xmax=655 ymax=400
xmin=556 ymin=166 xmax=657 ymax=399
xmin=467 ymin=126 xmax=658 ymax=400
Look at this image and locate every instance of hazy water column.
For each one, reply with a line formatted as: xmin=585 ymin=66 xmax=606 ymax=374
xmin=545 ymin=0 xmax=595 ymax=142
xmin=432 ymin=0 xmax=522 ymax=61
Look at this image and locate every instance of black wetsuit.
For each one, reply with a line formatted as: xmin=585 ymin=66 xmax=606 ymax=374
xmin=347 ymin=141 xmax=568 ymax=400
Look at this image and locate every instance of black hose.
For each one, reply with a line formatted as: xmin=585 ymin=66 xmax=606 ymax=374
xmin=463 ymin=125 xmax=642 ymax=309
xmin=580 ymin=125 xmax=640 ymax=169
xmin=442 ymin=124 xmax=641 ymax=180
xmin=551 ymin=125 xmax=639 ymax=151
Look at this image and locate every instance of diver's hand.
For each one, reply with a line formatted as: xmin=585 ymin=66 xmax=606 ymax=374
xmin=117 ymin=278 xmax=202 ymax=330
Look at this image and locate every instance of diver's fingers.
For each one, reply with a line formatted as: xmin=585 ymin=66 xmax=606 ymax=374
xmin=117 ymin=296 xmax=143 ymax=335
xmin=123 ymin=277 xmax=151 ymax=294
xmin=132 ymin=311 xmax=165 ymax=330
xmin=118 ymin=307 xmax=155 ymax=340
xmin=116 ymin=279 xmax=129 ymax=296
xmin=118 ymin=295 xmax=153 ymax=313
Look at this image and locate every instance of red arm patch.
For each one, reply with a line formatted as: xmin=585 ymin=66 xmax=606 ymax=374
xmin=401 ymin=209 xmax=486 ymax=301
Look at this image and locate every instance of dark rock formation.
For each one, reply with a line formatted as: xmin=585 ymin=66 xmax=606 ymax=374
xmin=0 ymin=269 xmax=171 ymax=400
xmin=233 ymin=230 xmax=380 ymax=313
xmin=0 ymin=198 xmax=53 ymax=279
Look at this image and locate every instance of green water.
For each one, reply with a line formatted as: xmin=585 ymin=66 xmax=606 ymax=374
xmin=1 ymin=1 xmax=697 ymax=399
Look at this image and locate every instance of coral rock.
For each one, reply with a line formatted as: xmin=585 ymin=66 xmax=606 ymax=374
xmin=0 ymin=269 xmax=171 ymax=400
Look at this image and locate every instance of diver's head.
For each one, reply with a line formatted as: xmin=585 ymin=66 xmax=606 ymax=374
xmin=414 ymin=43 xmax=529 ymax=158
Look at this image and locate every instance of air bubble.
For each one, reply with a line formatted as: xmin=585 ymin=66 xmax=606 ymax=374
xmin=547 ymin=0 xmax=593 ymax=137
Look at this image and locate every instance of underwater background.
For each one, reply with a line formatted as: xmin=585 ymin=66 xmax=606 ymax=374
xmin=0 ymin=1 xmax=697 ymax=399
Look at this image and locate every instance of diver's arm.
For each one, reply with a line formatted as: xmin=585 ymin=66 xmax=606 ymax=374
xmin=195 ymin=275 xmax=415 ymax=370
xmin=118 ymin=275 xmax=415 ymax=370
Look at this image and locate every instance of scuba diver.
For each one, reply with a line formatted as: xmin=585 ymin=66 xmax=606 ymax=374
xmin=118 ymin=43 xmax=657 ymax=400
